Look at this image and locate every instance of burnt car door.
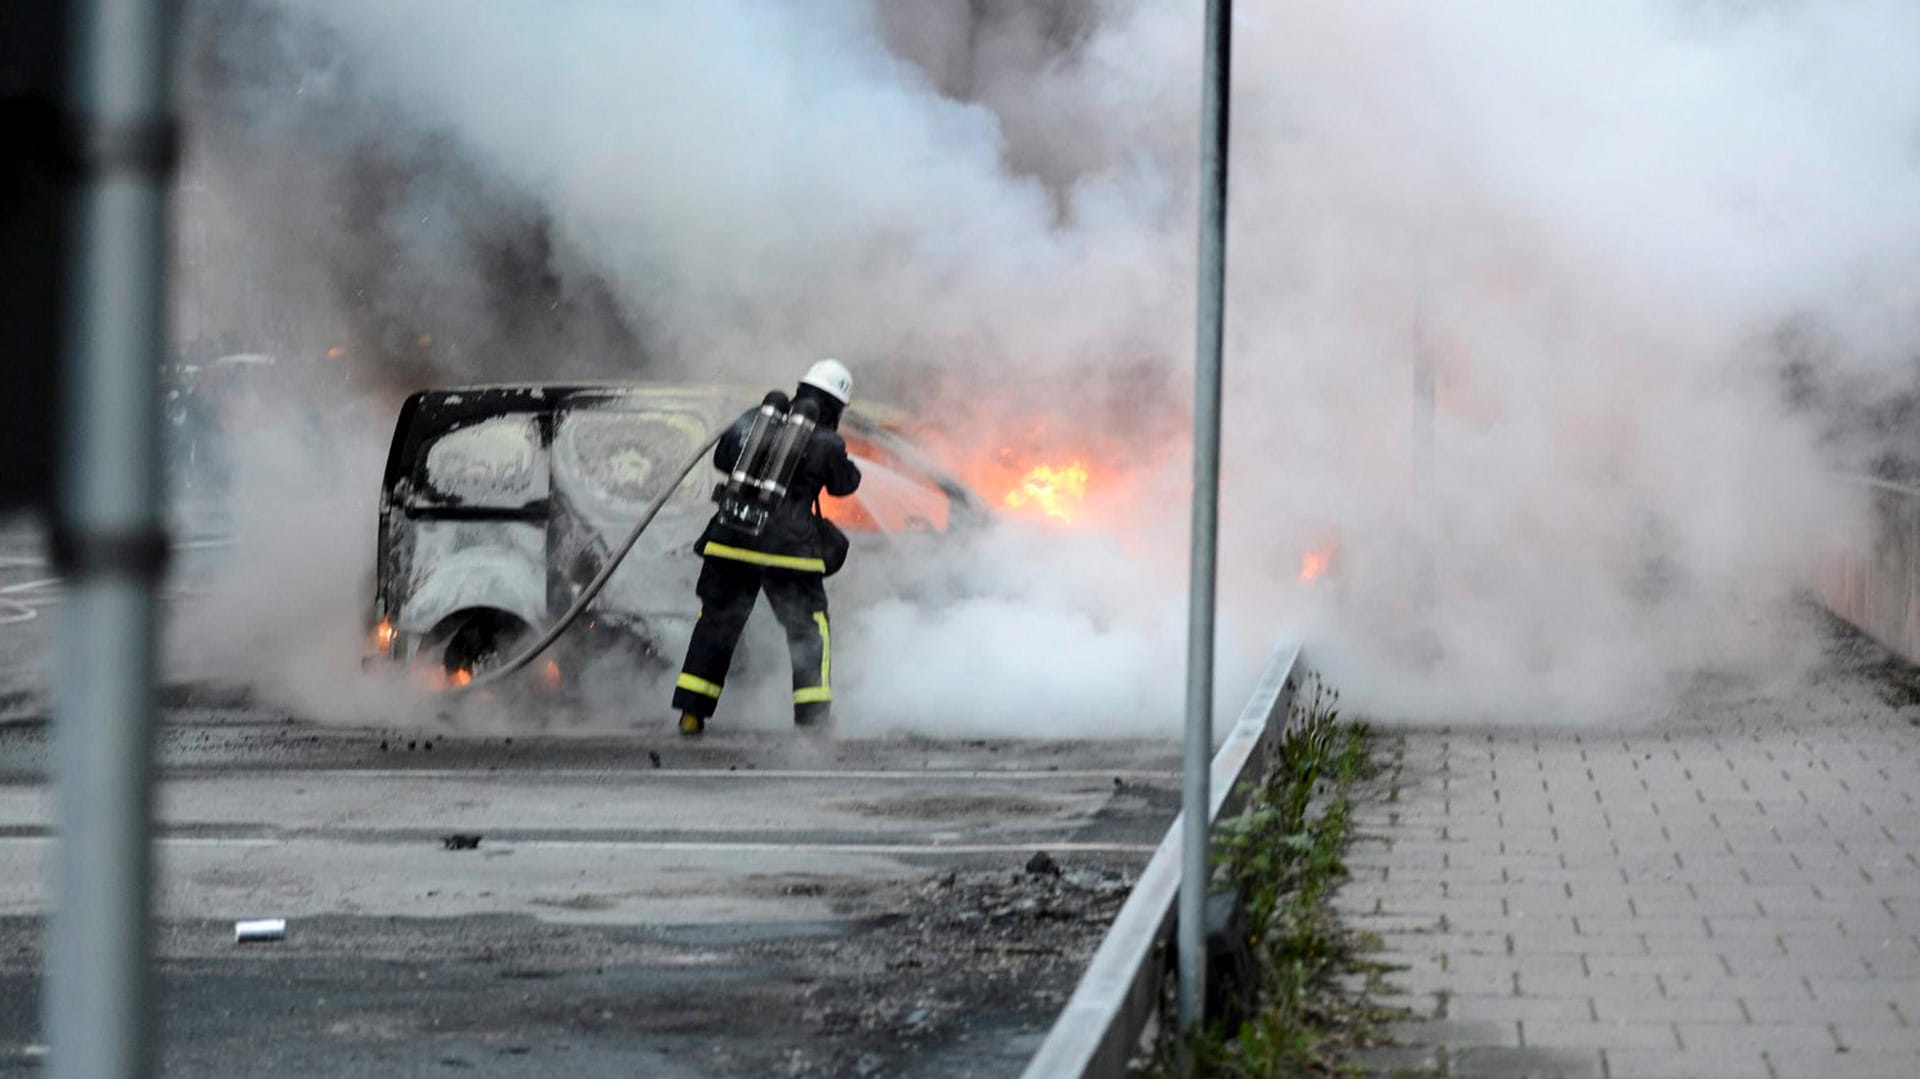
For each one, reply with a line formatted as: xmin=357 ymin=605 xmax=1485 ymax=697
xmin=545 ymin=391 xmax=727 ymax=664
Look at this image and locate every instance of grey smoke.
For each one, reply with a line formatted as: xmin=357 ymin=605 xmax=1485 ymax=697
xmin=175 ymin=0 xmax=1920 ymax=728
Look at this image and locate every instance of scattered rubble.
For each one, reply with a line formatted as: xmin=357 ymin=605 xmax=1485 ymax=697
xmin=764 ymin=859 xmax=1135 ymax=1076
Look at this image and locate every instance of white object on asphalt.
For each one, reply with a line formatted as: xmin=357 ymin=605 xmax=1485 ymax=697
xmin=234 ymin=918 xmax=286 ymax=943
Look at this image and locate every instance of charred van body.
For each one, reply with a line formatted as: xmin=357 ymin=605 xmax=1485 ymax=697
xmin=370 ymin=383 xmax=982 ymax=688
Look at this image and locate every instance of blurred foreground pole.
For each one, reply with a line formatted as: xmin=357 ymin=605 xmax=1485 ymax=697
xmin=46 ymin=2 xmax=177 ymax=1077
xmin=1179 ymin=0 xmax=1232 ymax=1034
xmin=1412 ymin=315 xmax=1437 ymax=614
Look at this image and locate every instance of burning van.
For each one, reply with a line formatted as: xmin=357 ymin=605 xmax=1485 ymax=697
xmin=369 ymin=383 xmax=985 ymax=686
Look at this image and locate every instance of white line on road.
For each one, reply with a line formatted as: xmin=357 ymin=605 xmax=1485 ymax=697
xmin=470 ymin=840 xmax=1157 ymax=855
xmin=184 ymin=768 xmax=1177 ymax=782
xmin=0 ymin=579 xmax=60 ymax=626
xmin=0 ymin=836 xmax=1157 ymax=855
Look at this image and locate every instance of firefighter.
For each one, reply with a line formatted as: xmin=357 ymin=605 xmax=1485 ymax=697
xmin=672 ymin=359 xmax=861 ymax=735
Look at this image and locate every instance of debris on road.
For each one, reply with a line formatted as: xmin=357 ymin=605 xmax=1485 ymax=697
xmin=233 ymin=918 xmax=286 ymax=943
xmin=781 ymin=859 xmax=1136 ymax=1074
xmin=441 ymin=834 xmax=482 ymax=851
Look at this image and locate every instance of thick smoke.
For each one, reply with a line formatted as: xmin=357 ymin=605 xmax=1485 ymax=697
xmin=175 ymin=0 xmax=1920 ymax=728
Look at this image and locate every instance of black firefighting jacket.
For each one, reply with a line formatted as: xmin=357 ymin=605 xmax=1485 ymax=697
xmin=699 ymin=403 xmax=861 ymax=573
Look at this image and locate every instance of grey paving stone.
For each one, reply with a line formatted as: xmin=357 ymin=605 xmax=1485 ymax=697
xmin=1601 ymin=1049 xmax=1772 ymax=1079
xmin=1520 ymin=1020 xmax=1680 ymax=1050
xmin=1345 ymin=648 xmax=1920 ymax=1078
xmin=1450 ymin=953 xmax=1587 ymax=984
xmin=1446 ymin=1045 xmax=1606 ymax=1078
xmin=1385 ymin=1018 xmax=1520 ymax=1049
xmin=1585 ymin=953 xmax=1730 ymax=980
xmin=1378 ymin=963 xmax=1516 ymax=998
xmin=1510 ymin=930 xmax=1649 ymax=956
xmin=1446 ymin=994 xmax=1596 ymax=1024
xmin=1446 ymin=914 xmax=1581 ymax=938
xmin=1756 ymin=1051 xmax=1920 ymax=1079
xmin=1658 ymin=974 xmax=1814 ymax=1000
xmin=1573 ymin=914 xmax=1711 ymax=938
xmin=1805 ymin=976 xmax=1920 ymax=1003
xmin=1590 ymin=995 xmax=1745 ymax=1023
xmin=1740 ymin=996 xmax=1905 ymax=1026
xmin=1346 ymin=1045 xmax=1442 ymax=1076
xmin=1634 ymin=934 xmax=1750 ymax=955
xmin=1828 ymin=1023 xmax=1920 ymax=1054
xmin=1520 ymin=974 xmax=1665 ymax=1001
xmin=1706 ymin=915 xmax=1847 ymax=937
xmin=1675 ymin=1022 xmax=1838 ymax=1057
xmin=1723 ymin=952 xmax=1874 ymax=979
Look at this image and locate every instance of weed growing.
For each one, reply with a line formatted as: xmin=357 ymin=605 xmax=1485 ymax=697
xmin=1146 ymin=673 xmax=1381 ymax=1077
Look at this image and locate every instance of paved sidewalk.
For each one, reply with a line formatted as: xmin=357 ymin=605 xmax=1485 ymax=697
xmin=1339 ymin=632 xmax=1920 ymax=1079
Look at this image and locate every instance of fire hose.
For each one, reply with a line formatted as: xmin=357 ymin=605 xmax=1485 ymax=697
xmin=454 ymin=429 xmax=725 ymax=692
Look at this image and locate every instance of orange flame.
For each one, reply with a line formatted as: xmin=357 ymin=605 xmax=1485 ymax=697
xmin=1299 ymin=546 xmax=1337 ymax=583
xmin=449 ymin=668 xmax=473 ymax=688
xmin=1003 ymin=461 xmax=1089 ymax=523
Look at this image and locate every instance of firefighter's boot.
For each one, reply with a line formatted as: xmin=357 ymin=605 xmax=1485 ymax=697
xmin=794 ymin=700 xmax=830 ymax=732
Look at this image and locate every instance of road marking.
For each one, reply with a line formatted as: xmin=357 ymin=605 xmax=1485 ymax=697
xmin=185 ymin=768 xmax=1177 ymax=782
xmin=468 ymin=840 xmax=1158 ymax=855
xmin=0 ymin=579 xmax=60 ymax=626
xmin=0 ymin=836 xmax=1157 ymax=855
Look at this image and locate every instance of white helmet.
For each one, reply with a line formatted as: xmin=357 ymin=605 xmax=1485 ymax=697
xmin=800 ymin=358 xmax=853 ymax=404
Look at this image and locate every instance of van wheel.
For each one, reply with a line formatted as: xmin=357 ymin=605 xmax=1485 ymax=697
xmin=438 ymin=610 xmax=530 ymax=681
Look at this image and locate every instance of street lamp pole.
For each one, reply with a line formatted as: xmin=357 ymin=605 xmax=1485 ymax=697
xmin=1179 ymin=0 xmax=1233 ymax=1034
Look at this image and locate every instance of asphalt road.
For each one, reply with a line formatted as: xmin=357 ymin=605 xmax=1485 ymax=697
xmin=0 ymin=524 xmax=1182 ymax=1077
xmin=0 ymin=713 xmax=1179 ymax=1078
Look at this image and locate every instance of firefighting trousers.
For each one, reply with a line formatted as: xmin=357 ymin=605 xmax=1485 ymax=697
xmin=670 ymin=557 xmax=832 ymax=723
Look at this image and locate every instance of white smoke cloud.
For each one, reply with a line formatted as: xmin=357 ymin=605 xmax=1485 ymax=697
xmin=181 ymin=0 xmax=1920 ymax=727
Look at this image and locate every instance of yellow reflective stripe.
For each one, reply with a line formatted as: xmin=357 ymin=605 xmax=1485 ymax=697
xmin=793 ymin=613 xmax=832 ymax=705
xmin=700 ymin=542 xmax=827 ymax=573
xmin=814 ymin=611 xmax=830 ymax=690
xmin=675 ymin=673 xmax=722 ymax=699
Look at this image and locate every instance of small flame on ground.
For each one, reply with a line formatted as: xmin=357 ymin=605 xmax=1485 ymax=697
xmin=449 ymin=668 xmax=473 ymax=688
xmin=542 ymin=659 xmax=563 ymax=688
xmin=1299 ymin=547 xmax=1336 ymax=583
xmin=1004 ymin=461 xmax=1089 ymax=523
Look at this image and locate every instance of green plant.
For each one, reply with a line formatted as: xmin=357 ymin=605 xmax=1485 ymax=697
xmin=1147 ymin=671 xmax=1375 ymax=1078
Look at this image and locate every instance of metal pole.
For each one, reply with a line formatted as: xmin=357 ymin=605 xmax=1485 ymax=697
xmin=1179 ymin=0 xmax=1232 ymax=1033
xmin=46 ymin=2 xmax=177 ymax=1077
xmin=1412 ymin=313 xmax=1437 ymax=623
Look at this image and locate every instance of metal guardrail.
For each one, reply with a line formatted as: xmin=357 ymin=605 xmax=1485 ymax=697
xmin=1021 ymin=641 xmax=1304 ymax=1079
xmin=1816 ymin=476 xmax=1920 ymax=664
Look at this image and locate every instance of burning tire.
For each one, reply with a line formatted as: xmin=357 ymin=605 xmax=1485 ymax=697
xmin=426 ymin=608 xmax=530 ymax=686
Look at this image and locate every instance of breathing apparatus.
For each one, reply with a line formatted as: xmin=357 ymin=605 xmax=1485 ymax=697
xmin=712 ymin=390 xmax=819 ymax=537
